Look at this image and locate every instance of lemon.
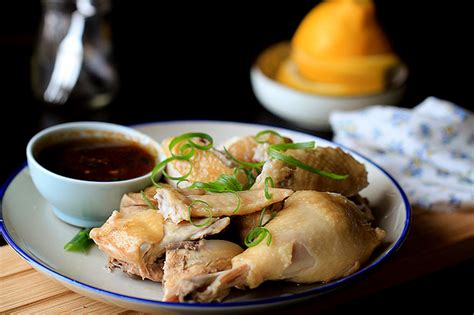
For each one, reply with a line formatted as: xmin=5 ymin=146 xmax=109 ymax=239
xmin=279 ymin=0 xmax=400 ymax=95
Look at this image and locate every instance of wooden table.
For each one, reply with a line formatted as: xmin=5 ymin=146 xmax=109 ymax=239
xmin=1 ymin=210 xmax=473 ymax=314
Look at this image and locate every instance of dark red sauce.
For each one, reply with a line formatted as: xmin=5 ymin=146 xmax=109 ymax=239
xmin=36 ymin=137 xmax=156 ymax=181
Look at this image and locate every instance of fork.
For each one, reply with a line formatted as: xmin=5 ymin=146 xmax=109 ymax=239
xmin=43 ymin=0 xmax=95 ymax=104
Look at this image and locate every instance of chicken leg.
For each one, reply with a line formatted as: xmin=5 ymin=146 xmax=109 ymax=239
xmin=176 ymin=191 xmax=385 ymax=302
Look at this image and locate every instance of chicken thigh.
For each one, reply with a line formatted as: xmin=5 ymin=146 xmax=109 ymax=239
xmin=176 ymin=191 xmax=385 ymax=302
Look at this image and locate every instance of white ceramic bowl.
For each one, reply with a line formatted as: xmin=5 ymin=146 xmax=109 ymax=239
xmin=251 ymin=42 xmax=408 ymax=130
xmin=26 ymin=121 xmax=161 ymax=227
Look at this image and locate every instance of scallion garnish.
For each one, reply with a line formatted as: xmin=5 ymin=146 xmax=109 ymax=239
xmin=268 ymin=146 xmax=348 ymax=180
xmin=256 ymin=131 xmax=348 ymax=180
xmin=223 ymin=147 xmax=264 ymax=169
xmin=244 ymin=208 xmax=273 ymax=247
xmin=141 ymin=190 xmax=156 ymax=209
xmin=255 ymin=130 xmax=285 ymax=144
xmin=190 ymin=174 xmax=243 ymax=214
xmin=264 ymin=176 xmax=274 ymax=200
xmin=64 ymin=228 xmax=94 ymax=252
xmin=244 ymin=227 xmax=272 ymax=247
xmin=188 ymin=200 xmax=213 ymax=228
xmin=150 ymin=133 xmax=214 ymax=187
xmin=162 ymin=160 xmax=193 ymax=181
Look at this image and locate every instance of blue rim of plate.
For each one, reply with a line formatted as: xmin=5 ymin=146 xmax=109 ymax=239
xmin=0 ymin=120 xmax=411 ymax=310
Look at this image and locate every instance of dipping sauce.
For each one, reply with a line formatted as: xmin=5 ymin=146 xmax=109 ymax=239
xmin=36 ymin=137 xmax=156 ymax=181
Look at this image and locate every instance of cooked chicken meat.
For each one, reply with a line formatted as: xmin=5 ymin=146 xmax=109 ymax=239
xmin=162 ymin=240 xmax=243 ymax=302
xmin=91 ymin=130 xmax=386 ymax=304
xmin=154 ymin=185 xmax=293 ymax=224
xmin=178 ymin=191 xmax=385 ymax=302
xmin=119 ymin=186 xmax=158 ymax=217
xmin=90 ymin=210 xmax=230 ymax=281
xmin=233 ymin=202 xmax=284 ymax=242
xmin=161 ymin=137 xmax=245 ymax=188
xmin=222 ymin=134 xmax=292 ymax=163
xmin=252 ymin=147 xmax=368 ymax=197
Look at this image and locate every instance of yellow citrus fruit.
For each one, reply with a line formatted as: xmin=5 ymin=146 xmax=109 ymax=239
xmin=282 ymin=0 xmax=400 ymax=94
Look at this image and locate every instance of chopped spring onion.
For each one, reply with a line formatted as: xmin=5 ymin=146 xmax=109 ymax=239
xmin=244 ymin=226 xmax=272 ymax=247
xmin=190 ymin=174 xmax=242 ymax=214
xmin=150 ymin=133 xmax=214 ymax=187
xmin=188 ymin=200 xmax=213 ymax=228
xmin=270 ymin=141 xmax=315 ymax=151
xmin=234 ymin=167 xmax=257 ymax=190
xmin=162 ymin=160 xmax=193 ymax=181
xmin=141 ymin=190 xmax=156 ymax=209
xmin=223 ymin=147 xmax=264 ymax=169
xmin=244 ymin=208 xmax=273 ymax=247
xmin=268 ymin=146 xmax=348 ymax=180
xmin=151 ymin=157 xmax=174 ymax=187
xmin=190 ymin=174 xmax=242 ymax=192
xmin=168 ymin=132 xmax=213 ymax=159
xmin=64 ymin=228 xmax=94 ymax=252
xmin=264 ymin=176 xmax=274 ymax=200
xmin=232 ymin=191 xmax=241 ymax=214
xmin=258 ymin=207 xmax=268 ymax=225
xmin=254 ymin=129 xmax=348 ymax=180
xmin=255 ymin=130 xmax=285 ymax=144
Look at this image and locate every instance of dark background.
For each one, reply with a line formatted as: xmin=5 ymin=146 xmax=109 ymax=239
xmin=0 ymin=1 xmax=472 ymax=313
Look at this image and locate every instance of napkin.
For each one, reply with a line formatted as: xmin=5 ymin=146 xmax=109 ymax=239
xmin=330 ymin=97 xmax=474 ymax=211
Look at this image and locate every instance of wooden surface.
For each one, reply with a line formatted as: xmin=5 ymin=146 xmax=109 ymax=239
xmin=1 ymin=210 xmax=474 ymax=314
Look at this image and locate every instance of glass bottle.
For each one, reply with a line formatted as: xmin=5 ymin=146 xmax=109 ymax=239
xmin=32 ymin=0 xmax=118 ymax=109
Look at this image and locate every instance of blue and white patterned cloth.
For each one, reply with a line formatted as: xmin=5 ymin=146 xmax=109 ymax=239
xmin=330 ymin=97 xmax=473 ymax=211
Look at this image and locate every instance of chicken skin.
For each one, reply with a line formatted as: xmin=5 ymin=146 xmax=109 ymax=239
xmin=252 ymin=147 xmax=368 ymax=197
xmin=176 ymin=191 xmax=385 ymax=302
xmin=154 ymin=185 xmax=293 ymax=224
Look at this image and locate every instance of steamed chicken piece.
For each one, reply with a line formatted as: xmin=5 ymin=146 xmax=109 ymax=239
xmin=176 ymin=191 xmax=385 ymax=302
xmin=222 ymin=134 xmax=292 ymax=163
xmin=162 ymin=240 xmax=243 ymax=302
xmin=252 ymin=147 xmax=368 ymax=197
xmin=90 ymin=210 xmax=230 ymax=281
xmin=233 ymin=201 xmax=284 ymax=242
xmin=154 ymin=185 xmax=294 ymax=224
xmin=119 ymin=186 xmax=158 ymax=217
xmin=161 ymin=137 xmax=245 ymax=188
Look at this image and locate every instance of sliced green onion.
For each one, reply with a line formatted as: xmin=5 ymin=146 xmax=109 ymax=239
xmin=264 ymin=176 xmax=274 ymax=200
xmin=189 ymin=174 xmax=243 ymax=214
xmin=255 ymin=130 xmax=285 ymax=144
xmin=151 ymin=157 xmax=175 ymax=187
xmin=244 ymin=208 xmax=273 ymax=247
xmin=151 ymin=132 xmax=214 ymax=187
xmin=270 ymin=141 xmax=315 ymax=151
xmin=171 ymin=142 xmax=195 ymax=161
xmin=176 ymin=179 xmax=189 ymax=189
xmin=268 ymin=147 xmax=348 ymax=180
xmin=232 ymin=191 xmax=241 ymax=214
xmin=244 ymin=226 xmax=272 ymax=247
xmin=188 ymin=200 xmax=213 ymax=228
xmin=258 ymin=207 xmax=267 ymax=226
xmin=64 ymin=228 xmax=94 ymax=252
xmin=162 ymin=160 xmax=193 ymax=181
xmin=223 ymin=147 xmax=264 ymax=169
xmin=190 ymin=173 xmax=242 ymax=193
xmin=141 ymin=190 xmax=156 ymax=210
xmin=169 ymin=132 xmax=213 ymax=160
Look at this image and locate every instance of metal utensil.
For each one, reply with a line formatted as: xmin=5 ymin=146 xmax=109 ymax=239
xmin=43 ymin=0 xmax=95 ymax=104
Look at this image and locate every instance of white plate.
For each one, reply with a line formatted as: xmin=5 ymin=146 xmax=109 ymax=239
xmin=0 ymin=121 xmax=411 ymax=313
